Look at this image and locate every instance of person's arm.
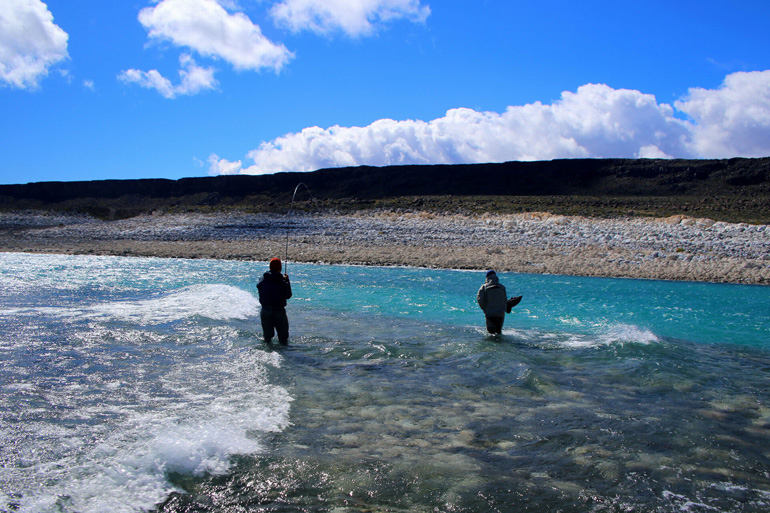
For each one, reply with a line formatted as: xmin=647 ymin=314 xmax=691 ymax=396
xmin=284 ymin=275 xmax=293 ymax=299
xmin=476 ymin=286 xmax=486 ymax=309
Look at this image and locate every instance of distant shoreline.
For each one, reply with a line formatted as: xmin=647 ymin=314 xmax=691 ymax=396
xmin=2 ymin=158 xmax=769 ymax=224
xmin=1 ymin=210 xmax=768 ymax=285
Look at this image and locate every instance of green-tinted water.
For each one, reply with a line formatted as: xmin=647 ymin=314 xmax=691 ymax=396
xmin=1 ymin=254 xmax=768 ymax=512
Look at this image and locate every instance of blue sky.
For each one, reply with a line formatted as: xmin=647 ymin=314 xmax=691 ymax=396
xmin=1 ymin=0 xmax=769 ymax=185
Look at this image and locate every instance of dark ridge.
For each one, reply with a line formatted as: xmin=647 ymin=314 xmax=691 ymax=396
xmin=1 ymin=158 xmax=769 ymax=222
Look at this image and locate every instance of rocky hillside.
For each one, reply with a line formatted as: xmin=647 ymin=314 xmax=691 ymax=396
xmin=2 ymin=158 xmax=769 ymax=222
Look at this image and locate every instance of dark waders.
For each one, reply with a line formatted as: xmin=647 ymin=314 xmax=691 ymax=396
xmin=261 ymin=306 xmax=289 ymax=345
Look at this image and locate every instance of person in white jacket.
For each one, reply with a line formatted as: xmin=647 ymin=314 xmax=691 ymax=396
xmin=476 ymin=270 xmax=521 ymax=334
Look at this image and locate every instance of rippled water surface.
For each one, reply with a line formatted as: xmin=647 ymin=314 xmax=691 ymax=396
xmin=1 ymin=253 xmax=769 ymax=512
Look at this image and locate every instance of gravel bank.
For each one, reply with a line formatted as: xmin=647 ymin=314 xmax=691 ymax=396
xmin=1 ymin=210 xmax=768 ymax=284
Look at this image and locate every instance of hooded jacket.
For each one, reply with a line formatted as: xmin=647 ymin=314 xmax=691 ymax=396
xmin=257 ymin=271 xmax=292 ymax=309
xmin=477 ymin=273 xmax=507 ymax=316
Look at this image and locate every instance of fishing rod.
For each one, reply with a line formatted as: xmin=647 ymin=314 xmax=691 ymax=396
xmin=284 ymin=182 xmax=314 ymax=275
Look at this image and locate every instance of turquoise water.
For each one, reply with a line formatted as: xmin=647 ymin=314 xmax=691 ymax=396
xmin=1 ymin=253 xmax=769 ymax=512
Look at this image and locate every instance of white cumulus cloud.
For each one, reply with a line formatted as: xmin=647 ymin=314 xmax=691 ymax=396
xmin=207 ymin=153 xmax=243 ymax=175
xmin=123 ymin=0 xmax=428 ymax=97
xmin=0 ymin=0 xmax=69 ymax=89
xmin=138 ymin=0 xmax=293 ymax=72
xmin=270 ymin=0 xmax=430 ymax=37
xmin=209 ymin=70 xmax=770 ymax=176
xmin=118 ymin=54 xmax=218 ymax=99
xmin=675 ymin=70 xmax=770 ymax=158
xmin=208 ymin=78 xmax=714 ymax=175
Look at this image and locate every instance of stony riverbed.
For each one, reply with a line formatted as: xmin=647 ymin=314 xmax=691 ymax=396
xmin=1 ymin=210 xmax=768 ymax=284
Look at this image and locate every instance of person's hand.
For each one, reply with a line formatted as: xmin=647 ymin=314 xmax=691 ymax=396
xmin=284 ymin=274 xmax=290 ymax=281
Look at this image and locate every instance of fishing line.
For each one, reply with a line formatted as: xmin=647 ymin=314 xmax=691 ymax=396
xmin=284 ymin=182 xmax=314 ymax=274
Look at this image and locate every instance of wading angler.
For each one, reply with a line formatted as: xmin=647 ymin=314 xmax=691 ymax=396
xmin=257 ymin=257 xmax=293 ymax=344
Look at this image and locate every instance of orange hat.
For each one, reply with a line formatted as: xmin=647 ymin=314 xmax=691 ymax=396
xmin=269 ymin=258 xmax=282 ymax=272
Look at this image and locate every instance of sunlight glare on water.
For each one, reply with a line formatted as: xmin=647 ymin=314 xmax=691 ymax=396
xmin=1 ymin=253 xmax=769 ymax=512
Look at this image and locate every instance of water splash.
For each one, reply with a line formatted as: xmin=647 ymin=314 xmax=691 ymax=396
xmin=89 ymin=284 xmax=259 ymax=324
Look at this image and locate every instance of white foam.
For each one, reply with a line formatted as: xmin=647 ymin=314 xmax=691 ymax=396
xmin=599 ymin=323 xmax=660 ymax=345
xmin=89 ymin=284 xmax=259 ymax=324
xmin=556 ymin=316 xmax=584 ymax=327
xmin=499 ymin=322 xmax=660 ymax=349
xmin=1 ymin=279 xmax=287 ymax=513
xmin=5 ymin=379 xmax=291 ymax=513
xmin=661 ymin=490 xmax=720 ymax=512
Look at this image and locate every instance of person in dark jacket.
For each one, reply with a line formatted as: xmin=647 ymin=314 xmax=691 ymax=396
xmin=257 ymin=258 xmax=292 ymax=344
xmin=476 ymin=270 xmax=522 ymax=335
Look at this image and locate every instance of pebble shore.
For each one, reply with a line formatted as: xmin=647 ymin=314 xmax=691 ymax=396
xmin=1 ymin=210 xmax=769 ymax=284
